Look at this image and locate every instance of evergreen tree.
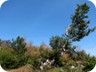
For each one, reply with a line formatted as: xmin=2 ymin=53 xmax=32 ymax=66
xmin=50 ymin=35 xmax=71 ymax=50
xmin=66 ymin=3 xmax=96 ymax=41
xmin=11 ymin=36 xmax=27 ymax=56
xmin=49 ymin=3 xmax=96 ymax=67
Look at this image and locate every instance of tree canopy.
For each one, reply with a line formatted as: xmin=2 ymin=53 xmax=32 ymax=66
xmin=66 ymin=3 xmax=96 ymax=41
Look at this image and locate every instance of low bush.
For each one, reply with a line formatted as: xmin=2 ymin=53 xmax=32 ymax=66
xmin=0 ymin=50 xmax=18 ymax=69
xmin=0 ymin=49 xmax=28 ymax=69
xmin=83 ymin=56 xmax=96 ymax=72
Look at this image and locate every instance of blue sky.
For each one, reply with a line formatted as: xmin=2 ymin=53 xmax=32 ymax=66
xmin=0 ymin=0 xmax=96 ymax=56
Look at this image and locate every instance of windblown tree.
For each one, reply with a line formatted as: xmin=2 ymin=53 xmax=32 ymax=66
xmin=49 ymin=3 xmax=96 ymax=66
xmin=66 ymin=3 xmax=96 ymax=41
xmin=50 ymin=3 xmax=96 ymax=51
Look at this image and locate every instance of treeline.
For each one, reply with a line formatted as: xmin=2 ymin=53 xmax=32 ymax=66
xmin=0 ymin=3 xmax=96 ymax=72
xmin=0 ymin=36 xmax=96 ymax=72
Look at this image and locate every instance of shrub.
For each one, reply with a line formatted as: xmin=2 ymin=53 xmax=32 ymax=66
xmin=83 ymin=56 xmax=96 ymax=72
xmin=0 ymin=50 xmax=18 ymax=69
xmin=0 ymin=49 xmax=28 ymax=69
xmin=27 ymin=55 xmax=38 ymax=66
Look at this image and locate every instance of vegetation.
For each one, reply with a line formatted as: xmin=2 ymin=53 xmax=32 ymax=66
xmin=0 ymin=3 xmax=96 ymax=72
xmin=67 ymin=3 xmax=96 ymax=41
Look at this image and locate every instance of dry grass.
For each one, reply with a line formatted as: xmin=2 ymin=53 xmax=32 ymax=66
xmin=62 ymin=53 xmax=70 ymax=59
xmin=26 ymin=43 xmax=52 ymax=57
xmin=7 ymin=65 xmax=33 ymax=72
xmin=26 ymin=46 xmax=41 ymax=57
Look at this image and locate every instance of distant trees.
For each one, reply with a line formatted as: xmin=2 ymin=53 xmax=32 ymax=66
xmin=0 ymin=39 xmax=11 ymax=49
